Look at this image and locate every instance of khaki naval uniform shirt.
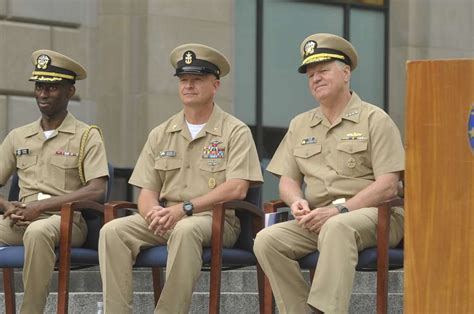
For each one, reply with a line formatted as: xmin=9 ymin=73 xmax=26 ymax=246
xmin=267 ymin=92 xmax=404 ymax=208
xmin=129 ymin=104 xmax=263 ymax=226
xmin=0 ymin=113 xmax=109 ymax=205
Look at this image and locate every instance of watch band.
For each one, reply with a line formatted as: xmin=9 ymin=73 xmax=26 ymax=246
xmin=335 ymin=204 xmax=349 ymax=214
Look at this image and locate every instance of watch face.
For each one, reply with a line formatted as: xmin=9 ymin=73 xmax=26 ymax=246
xmin=183 ymin=201 xmax=194 ymax=216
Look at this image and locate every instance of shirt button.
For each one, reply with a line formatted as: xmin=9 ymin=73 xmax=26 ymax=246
xmin=183 ymin=184 xmax=188 ymax=188
xmin=186 ymin=164 xmax=190 ymax=169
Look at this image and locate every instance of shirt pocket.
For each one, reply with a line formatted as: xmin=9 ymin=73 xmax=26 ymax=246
xmin=198 ymin=159 xmax=227 ymax=189
xmin=335 ymin=141 xmax=371 ymax=177
xmin=293 ymin=144 xmax=323 ymax=174
xmin=154 ymin=158 xmax=182 ymax=188
xmin=50 ymin=155 xmax=80 ymax=190
xmin=17 ymin=155 xmax=38 ymax=178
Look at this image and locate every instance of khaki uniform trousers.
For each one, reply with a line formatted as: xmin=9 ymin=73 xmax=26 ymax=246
xmin=254 ymin=207 xmax=404 ymax=314
xmin=99 ymin=213 xmax=240 ymax=314
xmin=0 ymin=213 xmax=87 ymax=314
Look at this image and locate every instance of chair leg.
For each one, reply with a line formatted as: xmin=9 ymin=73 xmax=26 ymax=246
xmin=3 ymin=268 xmax=16 ymax=314
xmin=256 ymin=263 xmax=272 ymax=314
xmin=152 ymin=267 xmax=163 ymax=307
xmin=376 ymin=204 xmax=390 ymax=314
xmin=57 ymin=262 xmax=71 ymax=314
xmin=261 ymin=273 xmax=274 ymax=314
xmin=209 ymin=265 xmax=222 ymax=314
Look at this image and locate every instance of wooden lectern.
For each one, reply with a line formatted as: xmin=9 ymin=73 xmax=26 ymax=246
xmin=405 ymin=59 xmax=474 ymax=313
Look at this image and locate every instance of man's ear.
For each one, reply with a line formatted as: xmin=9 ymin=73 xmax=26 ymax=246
xmin=344 ymin=66 xmax=351 ymax=83
xmin=213 ymin=79 xmax=221 ymax=90
xmin=68 ymin=84 xmax=76 ymax=98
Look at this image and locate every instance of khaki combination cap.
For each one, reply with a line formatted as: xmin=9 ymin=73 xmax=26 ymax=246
xmin=298 ymin=33 xmax=358 ymax=73
xmin=169 ymin=43 xmax=230 ymax=79
xmin=29 ymin=49 xmax=87 ymax=83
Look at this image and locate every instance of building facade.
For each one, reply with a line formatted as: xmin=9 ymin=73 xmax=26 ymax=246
xmin=1 ymin=0 xmax=473 ymax=200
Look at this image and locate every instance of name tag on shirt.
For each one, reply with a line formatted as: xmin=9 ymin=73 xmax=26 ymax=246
xmin=15 ymin=148 xmax=30 ymax=156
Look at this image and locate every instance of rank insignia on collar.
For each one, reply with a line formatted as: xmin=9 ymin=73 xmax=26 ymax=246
xmin=344 ymin=111 xmax=359 ymax=117
xmin=202 ymin=141 xmax=225 ymax=159
xmin=160 ymin=151 xmax=177 ymax=158
xmin=15 ymin=148 xmax=30 ymax=156
xmin=468 ymin=104 xmax=474 ymax=153
xmin=301 ymin=137 xmax=317 ymax=145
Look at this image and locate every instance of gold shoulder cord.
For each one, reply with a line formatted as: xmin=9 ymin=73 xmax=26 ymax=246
xmin=78 ymin=125 xmax=104 ymax=185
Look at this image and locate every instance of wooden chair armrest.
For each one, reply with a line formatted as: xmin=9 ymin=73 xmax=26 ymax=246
xmin=104 ymin=201 xmax=138 ymax=223
xmin=222 ymin=200 xmax=264 ymax=218
xmin=263 ymin=199 xmax=287 ymax=213
xmin=59 ymin=200 xmax=105 ymax=250
xmin=209 ymin=199 xmax=265 ymax=264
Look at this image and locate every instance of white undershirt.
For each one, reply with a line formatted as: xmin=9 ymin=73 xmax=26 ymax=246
xmin=186 ymin=121 xmax=206 ymax=139
xmin=43 ymin=130 xmax=55 ymax=139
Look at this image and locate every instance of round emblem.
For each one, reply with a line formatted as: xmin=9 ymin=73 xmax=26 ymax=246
xmin=36 ymin=54 xmax=51 ymax=70
xmin=183 ymin=50 xmax=195 ymax=65
xmin=346 ymin=157 xmax=356 ymax=168
xmin=468 ymin=104 xmax=474 ymax=153
xmin=304 ymin=40 xmax=317 ymax=57
xmin=208 ymin=177 xmax=216 ymax=189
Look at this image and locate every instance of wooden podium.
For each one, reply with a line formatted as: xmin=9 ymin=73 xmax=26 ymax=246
xmin=405 ymin=59 xmax=474 ymax=313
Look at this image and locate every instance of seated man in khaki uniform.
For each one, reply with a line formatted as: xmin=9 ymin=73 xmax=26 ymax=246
xmin=99 ymin=43 xmax=263 ymax=313
xmin=0 ymin=50 xmax=109 ymax=314
xmin=254 ymin=33 xmax=404 ymax=314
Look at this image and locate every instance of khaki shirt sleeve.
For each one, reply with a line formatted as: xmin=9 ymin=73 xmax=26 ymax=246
xmin=0 ymin=131 xmax=17 ymax=186
xmin=129 ymin=129 xmax=162 ymax=192
xmin=266 ymin=119 xmax=304 ymax=183
xmin=82 ymin=128 xmax=109 ymax=183
xmin=369 ymin=113 xmax=405 ymax=178
xmin=225 ymin=125 xmax=263 ymax=183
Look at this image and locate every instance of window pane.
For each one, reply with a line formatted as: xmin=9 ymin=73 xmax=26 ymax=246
xmin=261 ymin=158 xmax=280 ymax=202
xmin=234 ymin=0 xmax=257 ymax=125
xmin=349 ymin=9 xmax=385 ymax=108
xmin=262 ymin=1 xmax=343 ymax=128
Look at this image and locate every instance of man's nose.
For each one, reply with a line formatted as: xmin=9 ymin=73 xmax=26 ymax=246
xmin=37 ymin=88 xmax=49 ymax=97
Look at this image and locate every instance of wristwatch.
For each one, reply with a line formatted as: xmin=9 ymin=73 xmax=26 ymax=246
xmin=335 ymin=204 xmax=349 ymax=214
xmin=183 ymin=201 xmax=194 ymax=216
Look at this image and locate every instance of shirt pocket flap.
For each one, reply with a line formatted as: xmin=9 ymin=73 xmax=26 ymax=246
xmin=293 ymin=144 xmax=322 ymax=159
xmin=50 ymin=155 xmax=78 ymax=169
xmin=336 ymin=141 xmax=368 ymax=154
xmin=17 ymin=155 xmax=37 ymax=169
xmin=154 ymin=158 xmax=182 ymax=171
